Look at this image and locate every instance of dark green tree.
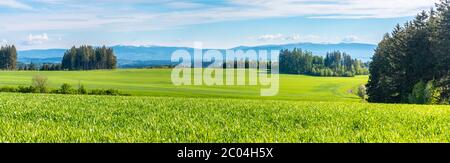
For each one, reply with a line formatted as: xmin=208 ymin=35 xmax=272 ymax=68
xmin=280 ymin=49 xmax=368 ymax=77
xmin=0 ymin=45 xmax=17 ymax=70
xmin=61 ymin=45 xmax=117 ymax=70
xmin=367 ymin=0 xmax=450 ymax=104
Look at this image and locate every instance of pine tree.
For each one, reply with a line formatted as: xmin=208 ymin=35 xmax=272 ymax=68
xmin=367 ymin=0 xmax=450 ymax=104
xmin=61 ymin=45 xmax=117 ymax=70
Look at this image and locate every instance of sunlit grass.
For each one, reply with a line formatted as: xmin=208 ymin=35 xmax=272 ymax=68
xmin=0 ymin=93 xmax=448 ymax=143
xmin=0 ymin=69 xmax=446 ymax=143
xmin=0 ymin=69 xmax=367 ymax=102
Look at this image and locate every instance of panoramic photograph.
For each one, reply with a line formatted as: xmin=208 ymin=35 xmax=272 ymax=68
xmin=0 ymin=0 xmax=449 ymax=158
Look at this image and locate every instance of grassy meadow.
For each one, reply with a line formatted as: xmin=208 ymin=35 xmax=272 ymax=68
xmin=0 ymin=69 xmax=367 ymax=101
xmin=0 ymin=93 xmax=449 ymax=143
xmin=0 ymin=69 xmax=448 ymax=143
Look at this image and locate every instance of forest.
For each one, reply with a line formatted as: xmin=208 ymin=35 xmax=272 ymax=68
xmin=367 ymin=0 xmax=450 ymax=104
xmin=62 ymin=45 xmax=117 ymax=70
xmin=0 ymin=45 xmax=117 ymax=71
xmin=0 ymin=45 xmax=17 ymax=70
xmin=279 ymin=49 xmax=369 ymax=77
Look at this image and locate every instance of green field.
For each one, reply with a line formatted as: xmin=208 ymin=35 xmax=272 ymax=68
xmin=0 ymin=69 xmax=449 ymax=143
xmin=0 ymin=69 xmax=367 ymax=101
xmin=0 ymin=93 xmax=449 ymax=143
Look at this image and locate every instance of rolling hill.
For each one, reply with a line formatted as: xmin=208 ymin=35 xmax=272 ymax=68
xmin=17 ymin=42 xmax=376 ymax=67
xmin=0 ymin=69 xmax=448 ymax=143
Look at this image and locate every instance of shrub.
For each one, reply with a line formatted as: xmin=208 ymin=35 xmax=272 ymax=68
xmin=78 ymin=84 xmax=87 ymax=94
xmin=59 ymin=83 xmax=75 ymax=94
xmin=0 ymin=83 xmax=129 ymax=96
xmin=88 ymin=88 xmax=130 ymax=96
xmin=408 ymin=81 xmax=440 ymax=104
xmin=105 ymin=89 xmax=119 ymax=95
xmin=89 ymin=89 xmax=101 ymax=95
xmin=408 ymin=81 xmax=426 ymax=104
xmin=17 ymin=86 xmax=37 ymax=93
xmin=90 ymin=89 xmax=118 ymax=96
xmin=0 ymin=86 xmax=18 ymax=92
xmin=357 ymin=85 xmax=367 ymax=100
xmin=425 ymin=81 xmax=441 ymax=104
xmin=343 ymin=71 xmax=355 ymax=77
xmin=32 ymin=75 xmax=48 ymax=93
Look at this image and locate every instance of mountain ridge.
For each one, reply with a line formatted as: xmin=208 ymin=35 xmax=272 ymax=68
xmin=18 ymin=42 xmax=377 ymax=67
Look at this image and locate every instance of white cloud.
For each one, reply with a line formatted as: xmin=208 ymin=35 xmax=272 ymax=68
xmin=342 ymin=35 xmax=359 ymax=43
xmin=228 ymin=0 xmax=439 ymax=19
xmin=253 ymin=34 xmax=366 ymax=43
xmin=165 ymin=2 xmax=206 ymax=9
xmin=256 ymin=34 xmax=284 ymax=41
xmin=254 ymin=34 xmax=322 ymax=42
xmin=0 ymin=0 xmax=439 ymax=32
xmin=0 ymin=0 xmax=440 ymax=49
xmin=285 ymin=34 xmax=302 ymax=41
xmin=0 ymin=0 xmax=32 ymax=9
xmin=25 ymin=33 xmax=49 ymax=45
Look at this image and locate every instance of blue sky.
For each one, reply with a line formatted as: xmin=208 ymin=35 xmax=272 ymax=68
xmin=0 ymin=0 xmax=439 ymax=50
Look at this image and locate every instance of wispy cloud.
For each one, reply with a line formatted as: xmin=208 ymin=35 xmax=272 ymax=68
xmin=251 ymin=33 xmax=366 ymax=44
xmin=0 ymin=0 xmax=32 ymax=9
xmin=0 ymin=0 xmax=439 ymax=32
xmin=342 ymin=35 xmax=359 ymax=43
xmin=253 ymin=34 xmax=302 ymax=42
xmin=165 ymin=1 xmax=207 ymax=9
xmin=255 ymin=34 xmax=285 ymax=41
xmin=23 ymin=33 xmax=50 ymax=45
xmin=227 ymin=0 xmax=439 ymax=19
xmin=0 ymin=0 xmax=440 ymax=49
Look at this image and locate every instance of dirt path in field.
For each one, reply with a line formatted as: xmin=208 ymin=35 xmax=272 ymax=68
xmin=347 ymin=89 xmax=354 ymax=94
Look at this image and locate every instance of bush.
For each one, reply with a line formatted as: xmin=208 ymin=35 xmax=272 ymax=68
xmin=89 ymin=89 xmax=121 ymax=96
xmin=59 ymin=83 xmax=75 ymax=94
xmin=0 ymin=82 xmax=129 ymax=96
xmin=17 ymin=86 xmax=37 ymax=93
xmin=408 ymin=81 xmax=427 ymax=104
xmin=357 ymin=85 xmax=367 ymax=100
xmin=425 ymin=81 xmax=441 ymax=104
xmin=343 ymin=71 xmax=355 ymax=77
xmin=78 ymin=84 xmax=87 ymax=94
xmin=0 ymin=86 xmax=18 ymax=92
xmin=32 ymin=75 xmax=48 ymax=93
xmin=408 ymin=81 xmax=440 ymax=104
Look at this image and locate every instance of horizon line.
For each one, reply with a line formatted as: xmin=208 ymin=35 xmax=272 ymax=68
xmin=13 ymin=41 xmax=378 ymax=51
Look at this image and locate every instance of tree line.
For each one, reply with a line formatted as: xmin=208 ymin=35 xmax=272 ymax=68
xmin=367 ymin=0 xmax=450 ymax=104
xmin=17 ymin=62 xmax=62 ymax=71
xmin=0 ymin=45 xmax=17 ymax=70
xmin=0 ymin=75 xmax=130 ymax=96
xmin=62 ymin=45 xmax=117 ymax=70
xmin=279 ymin=49 xmax=368 ymax=77
xmin=0 ymin=45 xmax=117 ymax=71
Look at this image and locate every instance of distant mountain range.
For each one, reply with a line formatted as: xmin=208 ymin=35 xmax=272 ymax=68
xmin=18 ymin=42 xmax=376 ymax=67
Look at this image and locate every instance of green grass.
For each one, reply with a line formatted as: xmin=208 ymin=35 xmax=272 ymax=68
xmin=0 ymin=69 xmax=448 ymax=143
xmin=0 ymin=69 xmax=367 ymax=102
xmin=0 ymin=93 xmax=448 ymax=143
